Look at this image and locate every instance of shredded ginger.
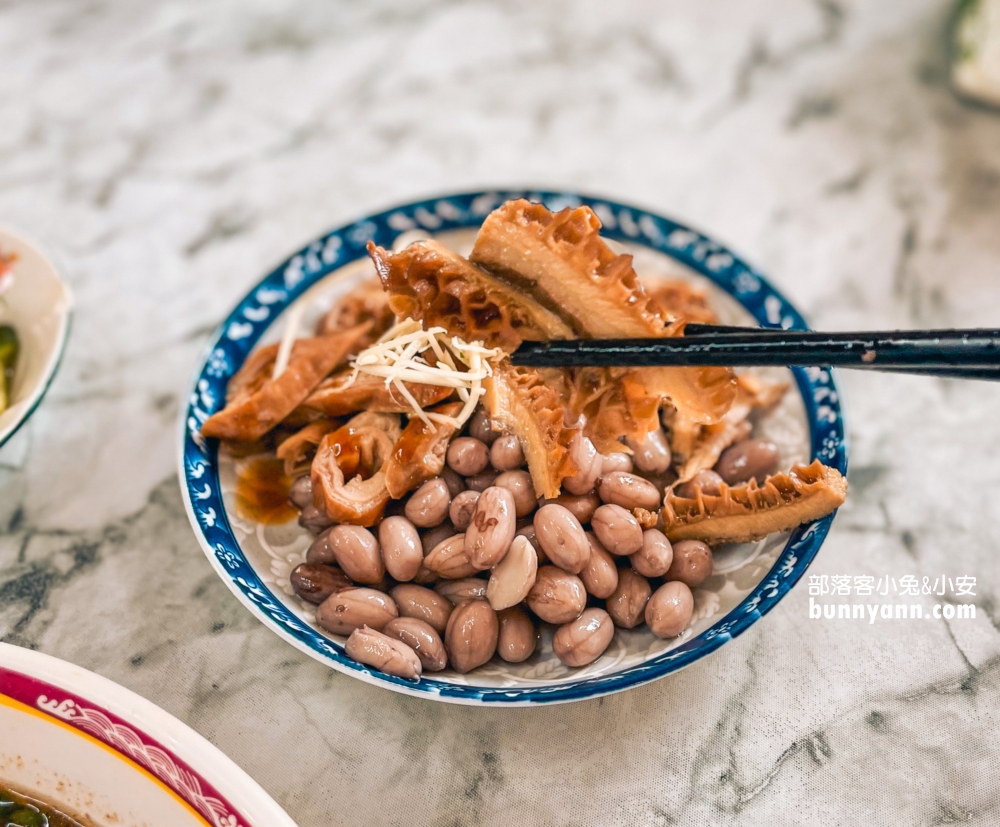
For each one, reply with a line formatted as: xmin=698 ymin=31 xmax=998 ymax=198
xmin=343 ymin=318 xmax=505 ymax=428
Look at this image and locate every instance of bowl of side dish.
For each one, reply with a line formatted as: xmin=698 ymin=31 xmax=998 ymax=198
xmin=0 ymin=226 xmax=72 ymax=450
xmin=0 ymin=642 xmax=298 ymax=827
xmin=180 ymin=190 xmax=848 ymax=705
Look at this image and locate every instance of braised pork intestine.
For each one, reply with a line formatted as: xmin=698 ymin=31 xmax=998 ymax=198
xmin=276 ymin=419 xmax=339 ymax=477
xmin=383 ymin=401 xmax=463 ymax=498
xmin=310 ymin=412 xmax=401 ymax=527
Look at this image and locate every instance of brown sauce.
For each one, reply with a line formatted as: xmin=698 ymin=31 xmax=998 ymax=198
xmin=234 ymin=457 xmax=298 ymax=524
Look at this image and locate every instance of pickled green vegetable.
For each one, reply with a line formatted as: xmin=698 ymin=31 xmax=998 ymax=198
xmin=0 ymin=324 xmax=18 ymax=414
xmin=0 ymin=786 xmax=85 ymax=827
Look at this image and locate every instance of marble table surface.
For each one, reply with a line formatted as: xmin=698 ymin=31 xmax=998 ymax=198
xmin=2 ymin=0 xmax=1000 ymax=824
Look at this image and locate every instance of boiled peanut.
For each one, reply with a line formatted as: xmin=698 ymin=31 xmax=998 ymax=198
xmin=289 ymin=474 xmax=314 ymax=509
xmin=299 ymin=504 xmax=334 ymax=533
xmin=675 ymin=469 xmax=724 ymax=499
xmin=490 ymin=434 xmax=525 ymax=471
xmin=329 ymin=525 xmax=385 ymax=585
xmin=464 ymin=468 xmax=499 ymax=492
xmin=390 ymin=583 xmax=454 ymax=634
xmin=445 ymin=599 xmax=499 ymax=673
xmin=665 ymin=539 xmax=713 ymax=588
xmin=646 ymin=581 xmax=694 ymax=639
xmin=405 ymin=478 xmax=451 ymax=527
xmin=598 ymin=471 xmax=662 ymax=511
xmin=447 ymin=437 xmax=490 ymax=476
xmin=316 ymin=588 xmax=398 ymax=636
xmin=440 ymin=466 xmax=466 ymax=498
xmin=435 ymin=577 xmax=488 ymax=605
xmin=540 ymin=492 xmax=600 ymax=524
xmin=626 ymin=428 xmax=672 ymax=474
xmin=533 ymin=504 xmax=590 ymax=574
xmin=486 ymin=534 xmax=538 ymax=610
xmin=493 ymin=470 xmax=537 ymax=518
xmin=629 ymin=529 xmax=674 ymax=578
xmin=420 ymin=523 xmax=456 ymax=555
xmin=305 ymin=527 xmax=336 ymax=564
xmin=448 ymin=490 xmax=481 ymax=530
xmin=715 ymin=439 xmax=779 ymax=485
xmin=378 ymin=516 xmax=423 ymax=582
xmin=465 ymin=486 xmax=516 ymax=570
xmin=552 ymin=608 xmax=615 ymax=667
xmin=290 ymin=562 xmax=352 ymax=605
xmin=581 ymin=533 xmax=619 ymax=599
xmin=562 ymin=433 xmax=604 ymax=495
xmin=345 ymin=625 xmax=422 ymax=680
xmin=497 ymin=606 xmax=537 ymax=663
xmin=606 ymin=569 xmax=651 ymax=629
xmin=423 ymin=533 xmax=478 ymax=579
xmin=591 ymin=504 xmax=643 ymax=555
xmin=602 ymin=452 xmax=633 ymax=474
xmin=468 ymin=407 xmax=499 ymax=445
xmin=383 ymin=617 xmax=448 ymax=671
xmin=526 ymin=566 xmax=586 ymax=624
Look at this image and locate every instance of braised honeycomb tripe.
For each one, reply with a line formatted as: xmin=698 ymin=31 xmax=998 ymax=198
xmin=662 ymin=460 xmax=847 ymax=545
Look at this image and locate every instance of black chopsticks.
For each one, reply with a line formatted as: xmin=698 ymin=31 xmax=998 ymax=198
xmin=510 ymin=325 xmax=1000 ymax=381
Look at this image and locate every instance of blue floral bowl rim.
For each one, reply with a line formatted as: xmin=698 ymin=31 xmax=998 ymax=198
xmin=178 ymin=189 xmax=848 ymax=706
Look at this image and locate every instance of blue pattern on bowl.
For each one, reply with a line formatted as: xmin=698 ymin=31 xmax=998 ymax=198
xmin=179 ymin=190 xmax=847 ymax=705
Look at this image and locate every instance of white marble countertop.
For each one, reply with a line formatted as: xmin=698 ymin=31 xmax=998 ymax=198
xmin=2 ymin=1 xmax=1000 ymax=824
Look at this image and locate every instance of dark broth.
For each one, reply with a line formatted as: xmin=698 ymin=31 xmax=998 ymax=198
xmin=0 ymin=786 xmax=90 ymax=827
xmin=234 ymin=456 xmax=298 ymax=524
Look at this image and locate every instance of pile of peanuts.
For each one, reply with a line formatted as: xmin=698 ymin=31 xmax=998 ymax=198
xmin=285 ymin=408 xmax=777 ymax=681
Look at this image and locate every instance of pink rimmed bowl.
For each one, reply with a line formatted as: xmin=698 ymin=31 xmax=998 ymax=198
xmin=0 ymin=643 xmax=297 ymax=827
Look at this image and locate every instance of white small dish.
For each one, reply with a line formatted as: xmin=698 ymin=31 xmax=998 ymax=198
xmin=0 ymin=642 xmax=298 ymax=826
xmin=0 ymin=226 xmax=72 ymax=449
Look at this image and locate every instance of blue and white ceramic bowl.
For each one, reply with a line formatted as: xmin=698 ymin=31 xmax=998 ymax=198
xmin=179 ymin=190 xmax=847 ymax=706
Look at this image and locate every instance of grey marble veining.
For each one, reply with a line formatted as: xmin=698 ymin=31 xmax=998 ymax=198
xmin=2 ymin=1 xmax=1000 ymax=824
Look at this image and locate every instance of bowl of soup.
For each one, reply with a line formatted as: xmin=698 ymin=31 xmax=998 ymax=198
xmin=0 ymin=643 xmax=296 ymax=827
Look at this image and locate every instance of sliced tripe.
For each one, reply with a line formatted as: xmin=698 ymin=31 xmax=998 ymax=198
xmin=483 ymin=362 xmax=577 ymax=499
xmin=368 ymin=239 xmax=572 ymax=352
xmin=383 ymin=401 xmax=463 ymax=498
xmin=661 ymin=460 xmax=847 ymax=545
xmin=471 ymin=199 xmax=669 ymax=338
xmin=673 ymin=374 xmax=790 ymax=483
xmin=645 ymin=278 xmax=719 ymax=325
xmin=300 ymin=369 xmax=454 ymax=418
xmin=664 ymin=406 xmax=701 ymax=466
xmin=675 ymin=419 xmax=752 ymax=482
xmin=470 ymin=201 xmax=735 ymax=424
xmin=316 ymin=275 xmax=396 ymax=348
xmin=565 ymin=367 xmax=659 ymax=455
xmin=564 ymin=362 xmax=738 ymax=455
xmin=201 ymin=324 xmax=369 ymax=442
